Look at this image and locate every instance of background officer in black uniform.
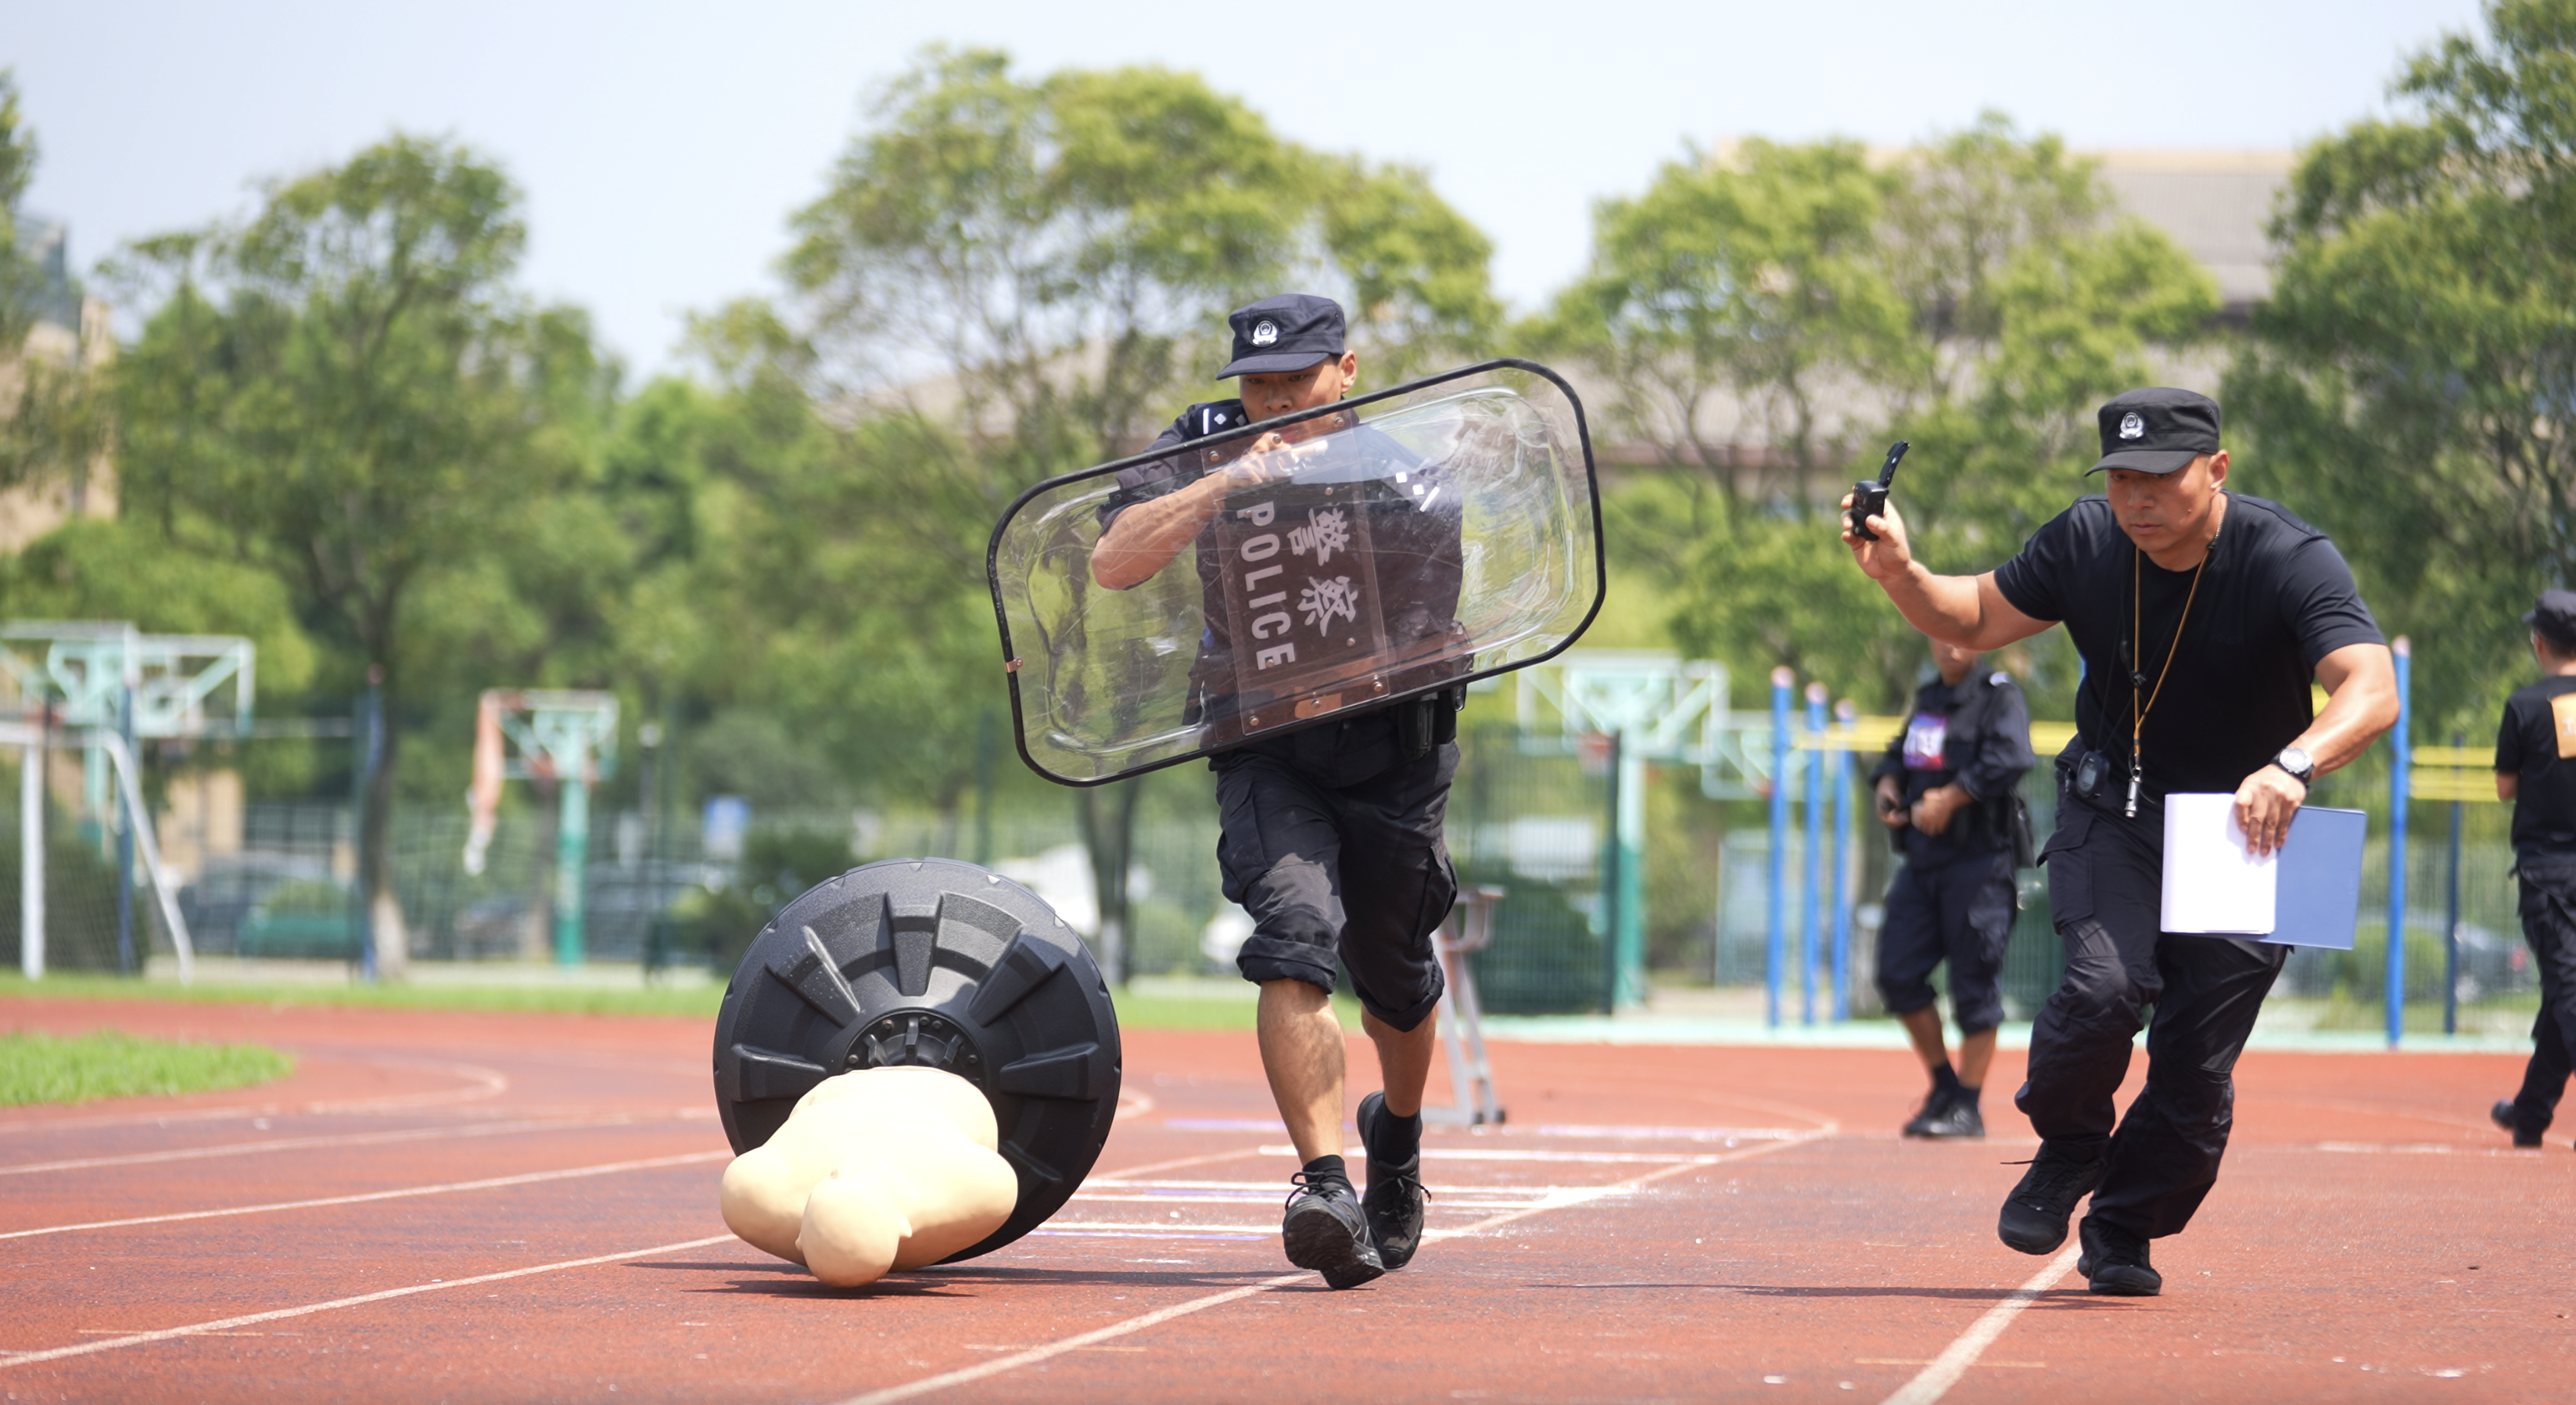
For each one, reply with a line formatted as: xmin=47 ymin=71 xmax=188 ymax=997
xmin=2488 ymin=590 xmax=2576 ymax=1150
xmin=1842 ymin=387 xmax=2398 ymax=1297
xmin=1092 ymin=294 xmax=1455 ymax=1291
xmin=1871 ymin=635 xmax=2032 ymax=1140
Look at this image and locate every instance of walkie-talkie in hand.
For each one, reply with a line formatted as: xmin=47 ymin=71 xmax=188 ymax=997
xmin=1847 ymin=441 xmax=1910 ymax=543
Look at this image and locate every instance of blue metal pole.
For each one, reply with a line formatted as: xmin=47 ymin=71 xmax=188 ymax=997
xmin=2445 ymin=729 xmax=2462 ymax=1037
xmin=113 ymin=685 xmax=135 ymax=975
xmin=1832 ymin=698 xmax=1856 ymax=1022
xmin=2385 ymin=637 xmax=2412 ymax=1049
xmin=1767 ymin=667 xmax=1792 ymax=1029
xmin=1801 ymin=684 xmax=1827 ymax=1026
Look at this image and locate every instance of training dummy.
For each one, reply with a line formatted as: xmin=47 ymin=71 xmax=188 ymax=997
xmin=718 ymin=1066 xmax=1018 ymax=1287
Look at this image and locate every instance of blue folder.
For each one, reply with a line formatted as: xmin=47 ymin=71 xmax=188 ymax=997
xmin=2260 ymin=806 xmax=2366 ymax=950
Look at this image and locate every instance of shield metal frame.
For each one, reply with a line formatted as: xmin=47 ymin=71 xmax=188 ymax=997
xmin=985 ymin=357 xmax=1606 ymax=787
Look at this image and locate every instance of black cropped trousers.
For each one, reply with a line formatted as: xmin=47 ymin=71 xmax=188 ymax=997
xmin=2016 ymin=800 xmax=2288 ymax=1240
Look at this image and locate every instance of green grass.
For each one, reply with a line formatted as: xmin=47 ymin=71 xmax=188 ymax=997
xmin=1111 ymin=986 xmax=1362 ymax=1033
xmin=0 ymin=972 xmax=1357 ymax=1031
xmin=0 ymin=972 xmax=729 ymax=1019
xmin=0 ymin=1029 xmax=296 ymax=1106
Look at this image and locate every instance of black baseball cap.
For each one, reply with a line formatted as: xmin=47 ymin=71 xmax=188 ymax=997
xmin=1217 ymin=293 xmax=1346 ymax=379
xmin=2087 ymin=387 xmax=2222 ymax=476
xmin=2527 ymin=590 xmax=2576 ymax=649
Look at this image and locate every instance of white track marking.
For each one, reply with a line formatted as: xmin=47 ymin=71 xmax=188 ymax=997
xmin=1023 ymin=1221 xmax=1279 ymax=1235
xmin=1114 ymin=1092 xmax=1157 ymax=1120
xmin=0 ymin=1234 xmax=735 ymax=1369
xmin=837 ymin=1127 xmax=1835 ymax=1405
xmin=831 ymin=1272 xmax=1311 ymax=1405
xmin=297 ymin=1058 xmax=511 ymax=1112
xmin=1086 ymin=1146 xmax=1272 ymax=1181
xmin=1880 ymin=1246 xmax=2082 ymax=1405
xmin=1529 ymin=1123 xmax=1805 ymax=1142
xmin=1254 ymin=1143 xmax=1758 ymax=1164
xmin=0 ymin=1057 xmax=510 ymax=1135
xmin=0 ymin=1150 xmax=728 ymax=1241
xmin=0 ymin=1112 xmax=701 ymax=1176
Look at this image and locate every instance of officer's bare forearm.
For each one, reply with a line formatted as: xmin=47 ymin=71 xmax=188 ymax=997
xmin=1092 ymin=476 xmax=1227 ymax=590
xmin=1878 ymin=565 xmax=2046 ymax=652
xmin=2289 ymin=642 xmax=2401 ymax=778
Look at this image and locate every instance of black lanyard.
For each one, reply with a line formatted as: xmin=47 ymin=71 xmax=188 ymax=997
xmin=2126 ymin=538 xmax=2212 ymax=817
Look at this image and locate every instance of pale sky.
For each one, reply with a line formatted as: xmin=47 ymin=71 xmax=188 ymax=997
xmin=6 ymin=0 xmax=2488 ymax=379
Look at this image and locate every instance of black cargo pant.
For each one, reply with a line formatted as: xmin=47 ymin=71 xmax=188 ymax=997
xmin=2505 ymin=857 xmax=2576 ymax=1135
xmin=1875 ymin=848 xmax=2017 ymax=1034
xmin=2016 ymin=800 xmax=2288 ymax=1240
xmin=1213 ymin=742 xmax=1458 ymax=1032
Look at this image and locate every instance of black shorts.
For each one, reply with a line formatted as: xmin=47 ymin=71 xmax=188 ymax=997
xmin=1212 ymin=741 xmax=1458 ymax=1031
xmin=1875 ymin=848 xmax=2016 ymax=1032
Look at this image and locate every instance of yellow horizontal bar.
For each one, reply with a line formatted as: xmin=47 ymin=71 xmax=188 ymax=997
xmin=2412 ymin=746 xmax=2493 ymax=770
xmin=1785 ymin=717 xmax=2082 ymax=756
xmin=2409 ymin=771 xmax=2503 ymax=803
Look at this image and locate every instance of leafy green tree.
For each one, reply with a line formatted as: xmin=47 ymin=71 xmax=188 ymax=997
xmin=0 ymin=70 xmax=41 ymax=352
xmin=1538 ymin=138 xmax=1908 ymax=514
xmin=769 ymin=49 xmax=1498 ymax=978
xmin=109 ymin=135 xmax=612 ymax=975
xmin=1548 ymin=121 xmax=2216 ymax=710
xmin=0 ymin=70 xmax=113 ymax=504
xmin=2230 ymin=0 xmax=2576 ymax=729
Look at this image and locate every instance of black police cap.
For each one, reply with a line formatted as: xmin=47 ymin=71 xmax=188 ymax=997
xmin=1217 ymin=293 xmax=1347 ymax=379
xmin=2527 ymin=590 xmax=2576 ymax=649
xmin=2088 ymin=387 xmax=2222 ymax=476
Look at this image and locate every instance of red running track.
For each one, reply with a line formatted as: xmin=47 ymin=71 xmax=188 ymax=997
xmin=1 ymin=996 xmax=2570 ymax=1403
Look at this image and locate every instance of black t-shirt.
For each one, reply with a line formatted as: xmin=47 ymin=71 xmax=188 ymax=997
xmin=1870 ymin=670 xmax=2034 ymax=866
xmin=2495 ymin=677 xmax=2576 ymax=861
xmin=1099 ymin=401 xmax=1463 ymax=785
xmin=1992 ymin=493 xmax=2382 ymax=807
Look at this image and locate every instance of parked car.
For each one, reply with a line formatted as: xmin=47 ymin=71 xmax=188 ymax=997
xmin=178 ymin=854 xmax=356 ymax=961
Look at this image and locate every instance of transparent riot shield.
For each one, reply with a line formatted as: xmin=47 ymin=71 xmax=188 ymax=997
xmin=988 ymin=359 xmax=1603 ymax=786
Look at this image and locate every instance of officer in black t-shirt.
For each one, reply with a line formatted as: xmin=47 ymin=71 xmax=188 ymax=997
xmin=1842 ymin=387 xmax=2398 ymax=1297
xmin=2487 ymin=591 xmax=2576 ymax=1151
xmin=1091 ymin=294 xmax=1453 ymax=1292
xmin=1871 ymin=637 xmax=2033 ymax=1140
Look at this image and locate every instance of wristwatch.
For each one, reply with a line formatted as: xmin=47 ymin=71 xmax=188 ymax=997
xmin=2272 ymin=745 xmax=2316 ymax=786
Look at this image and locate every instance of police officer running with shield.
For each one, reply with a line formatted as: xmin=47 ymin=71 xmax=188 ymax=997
xmin=1092 ymin=294 xmax=1455 ymax=1289
xmin=1871 ymin=636 xmax=2033 ymax=1139
xmin=2488 ymin=591 xmax=2576 ymax=1151
xmin=1842 ymin=388 xmax=2398 ymax=1295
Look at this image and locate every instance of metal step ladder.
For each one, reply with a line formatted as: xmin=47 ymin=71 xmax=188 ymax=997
xmin=1424 ymin=885 xmax=1505 ymax=1127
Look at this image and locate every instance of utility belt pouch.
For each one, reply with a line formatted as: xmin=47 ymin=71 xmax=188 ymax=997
xmin=2059 ymin=740 xmax=2114 ymax=807
xmin=2007 ymin=793 xmax=2039 ymax=868
xmin=1399 ymin=686 xmax=1464 ymax=759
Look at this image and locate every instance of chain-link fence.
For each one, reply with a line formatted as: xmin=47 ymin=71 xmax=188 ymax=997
xmin=0 ymin=733 xmax=2545 ymax=1040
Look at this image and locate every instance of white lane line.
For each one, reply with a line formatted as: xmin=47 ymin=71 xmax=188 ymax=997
xmin=0 ymin=1057 xmax=511 ymax=1135
xmin=0 ymin=1150 xmax=729 ymax=1241
xmin=0 ymin=1234 xmax=736 ymax=1370
xmin=0 ymin=1112 xmax=696 ymax=1176
xmin=836 ymin=1127 xmax=1836 ymax=1405
xmin=831 ymin=1273 xmax=1309 ymax=1405
xmin=1254 ymin=1144 xmax=1740 ymax=1164
xmin=1529 ymin=1123 xmax=1805 ymax=1142
xmin=1086 ymin=1146 xmax=1272 ymax=1182
xmin=1880 ymin=1246 xmax=2082 ymax=1405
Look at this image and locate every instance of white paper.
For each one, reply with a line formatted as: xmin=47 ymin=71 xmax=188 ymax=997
xmin=2159 ymin=792 xmax=2276 ymax=934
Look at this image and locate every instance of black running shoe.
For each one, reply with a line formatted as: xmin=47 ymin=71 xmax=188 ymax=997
xmin=1282 ymin=1171 xmax=1384 ymax=1289
xmin=2076 ymin=1215 xmax=2162 ymax=1296
xmin=1902 ymin=1087 xmax=1954 ymax=1138
xmin=1358 ymin=1092 xmax=1430 ymax=1270
xmin=2492 ymin=1099 xmax=2545 ymax=1149
xmin=1997 ymin=1141 xmax=2106 ymax=1255
xmin=1917 ymin=1097 xmax=1985 ymax=1140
